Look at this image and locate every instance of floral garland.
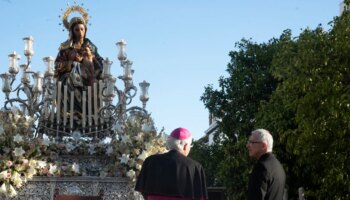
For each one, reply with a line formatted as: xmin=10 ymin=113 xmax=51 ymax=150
xmin=0 ymin=108 xmax=167 ymax=197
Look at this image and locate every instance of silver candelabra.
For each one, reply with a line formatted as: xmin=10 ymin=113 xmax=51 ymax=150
xmin=0 ymin=37 xmax=150 ymax=141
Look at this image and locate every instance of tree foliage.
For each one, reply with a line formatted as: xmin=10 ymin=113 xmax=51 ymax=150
xmin=189 ymin=139 xmax=225 ymax=187
xmin=200 ymin=38 xmax=280 ymax=199
xmin=258 ymin=13 xmax=350 ymax=199
xmin=200 ymin=11 xmax=350 ymax=200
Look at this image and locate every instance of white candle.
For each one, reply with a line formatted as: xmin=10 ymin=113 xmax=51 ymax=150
xmin=70 ymin=91 xmax=74 ymax=131
xmin=88 ymin=86 xmax=92 ymax=126
xmin=43 ymin=102 xmax=48 ymax=119
xmin=50 ymin=79 xmax=57 ymax=124
xmin=93 ymin=83 xmax=98 ymax=126
xmin=56 ymin=81 xmax=62 ymax=124
xmin=99 ymin=80 xmax=104 ymax=124
xmin=82 ymin=91 xmax=86 ymax=128
xmin=63 ymin=85 xmax=68 ymax=126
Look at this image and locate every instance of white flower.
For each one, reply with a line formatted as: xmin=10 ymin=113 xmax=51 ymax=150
xmin=11 ymin=172 xmax=22 ymax=188
xmin=106 ymin=146 xmax=114 ymax=156
xmin=121 ymin=134 xmax=130 ymax=144
xmin=0 ymin=124 xmax=4 ymax=135
xmin=144 ymin=142 xmax=152 ymax=150
xmin=27 ymin=167 xmax=36 ymax=179
xmin=8 ymin=184 xmax=17 ymax=197
xmin=137 ymin=151 xmax=148 ymax=161
xmin=72 ymin=163 xmax=80 ymax=174
xmin=136 ymin=164 xmax=142 ymax=171
xmin=0 ymin=170 xmax=8 ymax=179
xmin=142 ymin=124 xmax=153 ymax=133
xmin=133 ymin=148 xmax=140 ymax=155
xmin=29 ymin=159 xmax=37 ymax=167
xmin=13 ymin=134 xmax=23 ymax=143
xmin=134 ymin=132 xmax=143 ymax=141
xmin=71 ymin=130 xmax=81 ymax=141
xmin=119 ymin=154 xmax=129 ymax=164
xmin=42 ymin=138 xmax=50 ymax=146
xmin=0 ymin=183 xmax=6 ymax=194
xmin=113 ymin=123 xmax=123 ymax=133
xmin=13 ymin=147 xmax=25 ymax=157
xmin=25 ymin=115 xmax=33 ymax=122
xmin=37 ymin=161 xmax=47 ymax=169
xmin=65 ymin=142 xmax=75 ymax=152
xmin=126 ymin=169 xmax=136 ymax=179
xmin=49 ymin=164 xmax=57 ymax=174
xmin=13 ymin=113 xmax=21 ymax=122
xmin=88 ymin=144 xmax=96 ymax=155
xmin=158 ymin=136 xmax=166 ymax=143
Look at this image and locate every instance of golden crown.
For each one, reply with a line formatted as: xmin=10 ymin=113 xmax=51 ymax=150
xmin=59 ymin=2 xmax=90 ymax=31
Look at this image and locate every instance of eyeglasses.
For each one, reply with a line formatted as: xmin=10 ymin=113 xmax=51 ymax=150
xmin=247 ymin=140 xmax=263 ymax=144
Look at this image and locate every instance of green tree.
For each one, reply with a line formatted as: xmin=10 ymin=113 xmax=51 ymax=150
xmin=201 ymin=38 xmax=279 ymax=199
xmin=189 ymin=139 xmax=225 ymax=187
xmin=201 ymin=11 xmax=350 ymax=200
xmin=257 ymin=12 xmax=350 ymax=199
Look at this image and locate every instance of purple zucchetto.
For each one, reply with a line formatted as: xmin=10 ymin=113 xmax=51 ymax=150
xmin=170 ymin=127 xmax=192 ymax=140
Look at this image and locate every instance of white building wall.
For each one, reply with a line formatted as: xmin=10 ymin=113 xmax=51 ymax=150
xmin=340 ymin=1 xmax=348 ymax=14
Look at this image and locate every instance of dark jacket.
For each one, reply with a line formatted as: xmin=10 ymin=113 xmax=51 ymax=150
xmin=135 ymin=150 xmax=208 ymax=200
xmin=248 ymin=153 xmax=286 ymax=200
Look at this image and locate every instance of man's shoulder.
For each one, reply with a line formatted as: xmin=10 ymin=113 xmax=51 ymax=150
xmin=145 ymin=152 xmax=162 ymax=160
xmin=184 ymin=155 xmax=202 ymax=166
xmin=258 ymin=153 xmax=284 ymax=173
xmin=145 ymin=151 xmax=203 ymax=169
xmin=260 ymin=153 xmax=278 ymax=163
xmin=144 ymin=151 xmax=170 ymax=163
xmin=173 ymin=154 xmax=204 ymax=170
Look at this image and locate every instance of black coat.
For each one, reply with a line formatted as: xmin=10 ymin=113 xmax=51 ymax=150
xmin=135 ymin=150 xmax=208 ymax=199
xmin=248 ymin=153 xmax=286 ymax=200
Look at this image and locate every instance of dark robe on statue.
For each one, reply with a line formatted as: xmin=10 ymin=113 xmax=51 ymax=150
xmin=135 ymin=150 xmax=208 ymax=200
xmin=54 ymin=38 xmax=103 ymax=122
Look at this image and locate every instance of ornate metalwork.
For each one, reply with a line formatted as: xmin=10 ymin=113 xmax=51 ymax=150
xmin=3 ymin=177 xmax=144 ymax=200
xmin=0 ymin=36 xmax=150 ymax=141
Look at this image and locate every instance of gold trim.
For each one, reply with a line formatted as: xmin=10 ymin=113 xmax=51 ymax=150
xmin=62 ymin=5 xmax=89 ymax=30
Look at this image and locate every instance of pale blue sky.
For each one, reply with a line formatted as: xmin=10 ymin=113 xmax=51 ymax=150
xmin=0 ymin=0 xmax=339 ymax=139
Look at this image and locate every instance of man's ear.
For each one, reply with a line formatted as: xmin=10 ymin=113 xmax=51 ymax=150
xmin=262 ymin=142 xmax=268 ymax=151
xmin=183 ymin=143 xmax=188 ymax=151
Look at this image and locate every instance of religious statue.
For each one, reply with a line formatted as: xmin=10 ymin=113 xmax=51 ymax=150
xmin=54 ymin=6 xmax=104 ymax=130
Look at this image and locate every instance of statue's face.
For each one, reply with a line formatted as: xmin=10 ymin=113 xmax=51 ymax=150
xmin=73 ymin=23 xmax=85 ymax=40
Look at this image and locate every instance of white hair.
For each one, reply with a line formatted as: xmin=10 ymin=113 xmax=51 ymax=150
xmin=167 ymin=136 xmax=192 ymax=152
xmin=252 ymin=129 xmax=274 ymax=152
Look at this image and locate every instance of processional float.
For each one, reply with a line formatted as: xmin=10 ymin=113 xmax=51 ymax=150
xmin=0 ymin=3 xmax=166 ymax=199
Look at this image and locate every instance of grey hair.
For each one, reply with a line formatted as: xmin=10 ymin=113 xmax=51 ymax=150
xmin=167 ymin=136 xmax=192 ymax=152
xmin=252 ymin=129 xmax=273 ymax=152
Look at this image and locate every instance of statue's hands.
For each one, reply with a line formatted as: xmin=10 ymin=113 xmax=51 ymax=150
xmin=69 ymin=50 xmax=83 ymax=62
xmin=55 ymin=63 xmax=72 ymax=74
xmin=82 ymin=45 xmax=94 ymax=61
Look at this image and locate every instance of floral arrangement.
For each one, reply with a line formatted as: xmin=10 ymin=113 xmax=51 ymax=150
xmin=110 ymin=114 xmax=168 ymax=182
xmin=0 ymin=108 xmax=167 ymax=197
